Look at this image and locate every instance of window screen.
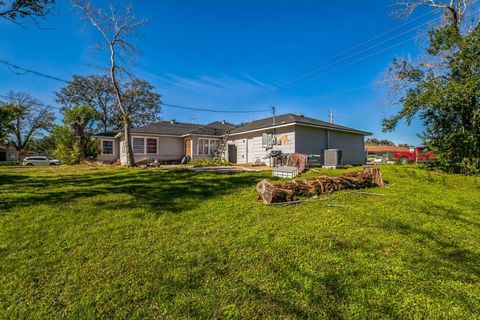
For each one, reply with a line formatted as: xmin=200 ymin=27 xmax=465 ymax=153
xmin=198 ymin=139 xmax=220 ymax=155
xmin=262 ymin=133 xmax=273 ymax=148
xmin=133 ymin=138 xmax=145 ymax=154
xmin=209 ymin=140 xmax=220 ymax=155
xmin=102 ymin=140 xmax=113 ymax=155
xmin=198 ymin=139 xmax=205 ymax=155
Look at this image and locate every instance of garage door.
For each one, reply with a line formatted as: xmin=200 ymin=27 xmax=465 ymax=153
xmin=0 ymin=151 xmax=6 ymax=162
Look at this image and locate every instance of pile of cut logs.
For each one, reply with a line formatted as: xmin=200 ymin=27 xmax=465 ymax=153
xmin=256 ymin=167 xmax=386 ymax=205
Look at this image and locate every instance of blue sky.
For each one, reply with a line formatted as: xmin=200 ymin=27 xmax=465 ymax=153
xmin=0 ymin=0 xmax=439 ymax=145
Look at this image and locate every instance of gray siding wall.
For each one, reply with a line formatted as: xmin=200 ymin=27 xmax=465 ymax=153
xmin=328 ymin=130 xmax=365 ymax=165
xmin=227 ymin=126 xmax=295 ymax=164
xmin=295 ymin=125 xmax=365 ymax=165
xmin=294 ymin=125 xmax=328 ymax=156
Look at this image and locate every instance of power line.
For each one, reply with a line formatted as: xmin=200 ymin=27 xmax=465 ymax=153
xmin=0 ymin=61 xmax=272 ymax=114
xmin=0 ymin=93 xmax=63 ymax=110
xmin=3 ymin=8 xmax=476 ymax=115
xmin=0 ymin=59 xmax=70 ymax=84
xmin=0 ymin=12 xmax=437 ymax=115
xmin=162 ymin=103 xmax=270 ymax=114
xmin=225 ymin=10 xmax=446 ymax=108
xmin=276 ymin=10 xmax=435 ymax=87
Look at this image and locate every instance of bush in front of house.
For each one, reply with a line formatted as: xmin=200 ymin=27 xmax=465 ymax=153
xmin=189 ymin=158 xmax=231 ymax=167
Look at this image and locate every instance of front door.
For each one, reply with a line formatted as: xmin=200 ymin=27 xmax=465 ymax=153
xmin=0 ymin=151 xmax=6 ymax=162
xmin=185 ymin=139 xmax=191 ymax=157
xmin=228 ymin=144 xmax=237 ymax=163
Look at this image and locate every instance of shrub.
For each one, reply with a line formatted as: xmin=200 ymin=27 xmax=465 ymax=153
xmin=189 ymin=158 xmax=231 ymax=167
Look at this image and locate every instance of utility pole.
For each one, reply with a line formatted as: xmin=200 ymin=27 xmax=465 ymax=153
xmin=329 ymin=109 xmax=334 ymax=123
xmin=272 ymin=106 xmax=276 ymax=125
xmin=190 ymin=115 xmax=196 ymax=124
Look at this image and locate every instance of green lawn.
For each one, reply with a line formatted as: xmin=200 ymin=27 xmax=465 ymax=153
xmin=0 ymin=165 xmax=479 ymax=319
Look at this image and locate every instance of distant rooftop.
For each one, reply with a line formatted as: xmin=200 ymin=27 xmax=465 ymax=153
xmin=366 ymin=146 xmax=409 ymax=153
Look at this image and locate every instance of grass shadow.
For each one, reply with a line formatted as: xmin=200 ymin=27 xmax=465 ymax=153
xmin=0 ymin=169 xmax=266 ymax=216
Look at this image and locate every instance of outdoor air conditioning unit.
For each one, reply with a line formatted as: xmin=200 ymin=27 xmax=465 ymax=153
xmin=323 ymin=149 xmax=343 ymax=168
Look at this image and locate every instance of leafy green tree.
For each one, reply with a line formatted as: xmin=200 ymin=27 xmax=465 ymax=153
xmin=365 ymin=138 xmax=396 ymax=146
xmin=52 ymin=105 xmax=99 ymax=163
xmin=110 ymin=79 xmax=162 ymax=129
xmin=55 ymin=75 xmax=161 ymax=133
xmin=51 ymin=126 xmax=80 ymax=165
xmin=29 ymin=135 xmax=55 ymax=155
xmin=61 ymin=105 xmax=99 ymax=160
xmin=0 ymin=104 xmax=15 ymax=145
xmin=55 ymin=75 xmax=115 ymax=133
xmin=383 ymin=0 xmax=480 ymax=174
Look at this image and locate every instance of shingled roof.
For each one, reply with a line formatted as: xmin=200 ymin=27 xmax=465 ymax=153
xmin=94 ymin=114 xmax=370 ymax=138
xmin=94 ymin=131 xmax=119 ymax=137
xmin=229 ymin=113 xmax=371 ymax=135
xmin=185 ymin=121 xmax=235 ymax=136
xmin=130 ymin=121 xmax=202 ymax=136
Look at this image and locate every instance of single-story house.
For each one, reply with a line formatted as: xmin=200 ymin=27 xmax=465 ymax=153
xmin=366 ymin=145 xmax=409 ymax=161
xmin=94 ymin=113 xmax=371 ymax=166
xmin=0 ymin=145 xmax=18 ymax=162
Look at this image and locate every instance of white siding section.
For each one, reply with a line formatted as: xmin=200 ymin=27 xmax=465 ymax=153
xmin=117 ymin=135 xmax=184 ymax=164
xmin=233 ymin=139 xmax=247 ymax=164
xmin=227 ymin=126 xmax=295 ymax=165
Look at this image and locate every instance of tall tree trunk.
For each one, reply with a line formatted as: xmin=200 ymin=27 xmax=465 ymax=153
xmin=123 ymin=116 xmax=135 ymax=166
xmin=108 ymin=44 xmax=135 ymax=167
xmin=74 ymin=122 xmax=86 ymax=160
xmin=14 ymin=116 xmax=22 ymax=152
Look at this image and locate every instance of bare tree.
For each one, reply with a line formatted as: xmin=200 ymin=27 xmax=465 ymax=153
xmin=0 ymin=0 xmax=55 ymax=25
xmin=393 ymin=0 xmax=473 ymax=29
xmin=1 ymin=91 xmax=55 ymax=159
xmin=74 ymin=1 xmax=147 ymax=167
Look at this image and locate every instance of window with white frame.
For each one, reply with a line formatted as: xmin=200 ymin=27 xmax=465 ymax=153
xmin=262 ymin=133 xmax=274 ymax=148
xmin=146 ymin=138 xmax=157 ymax=154
xmin=198 ymin=138 xmax=220 ymax=155
xmin=101 ymin=140 xmax=113 ymax=155
xmin=133 ymin=138 xmax=145 ymax=154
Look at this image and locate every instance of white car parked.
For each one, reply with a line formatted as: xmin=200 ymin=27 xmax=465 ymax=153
xmin=22 ymin=156 xmax=61 ymax=166
xmin=372 ymin=156 xmax=387 ymax=164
